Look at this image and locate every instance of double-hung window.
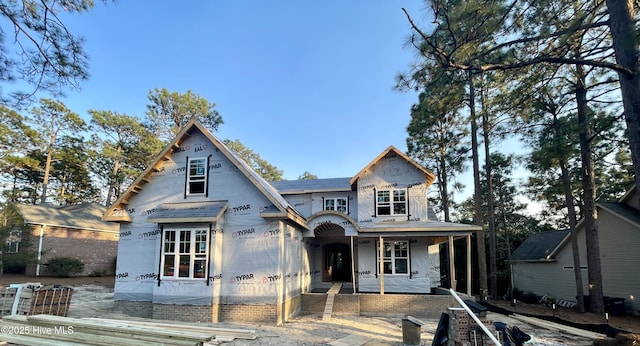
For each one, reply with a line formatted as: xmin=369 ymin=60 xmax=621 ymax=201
xmin=187 ymin=157 xmax=207 ymax=195
xmin=324 ymin=197 xmax=348 ymax=213
xmin=161 ymin=228 xmax=208 ymax=279
xmin=6 ymin=230 xmax=21 ymax=253
xmin=378 ymin=240 xmax=409 ymax=274
xmin=377 ymin=189 xmax=406 ymax=215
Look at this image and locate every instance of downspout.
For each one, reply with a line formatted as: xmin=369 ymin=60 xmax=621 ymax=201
xmin=36 ymin=225 xmax=45 ymax=276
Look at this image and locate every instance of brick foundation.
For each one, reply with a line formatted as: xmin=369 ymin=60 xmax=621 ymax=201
xmin=116 ymin=294 xmax=454 ymax=324
xmin=301 ymin=293 xmax=327 ymax=314
xmin=302 ymin=293 xmax=456 ymax=319
xmin=217 ymin=304 xmax=276 ymax=323
xmin=114 ymin=300 xmax=303 ymax=324
xmin=153 ymin=303 xmax=214 ymax=322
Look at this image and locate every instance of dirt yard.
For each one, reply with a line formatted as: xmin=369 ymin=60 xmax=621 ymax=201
xmin=1 ymin=274 xmax=639 ymax=345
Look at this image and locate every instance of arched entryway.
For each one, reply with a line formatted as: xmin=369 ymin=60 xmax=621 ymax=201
xmin=324 ymin=243 xmax=351 ymax=282
xmin=307 ymin=211 xmax=359 ymax=285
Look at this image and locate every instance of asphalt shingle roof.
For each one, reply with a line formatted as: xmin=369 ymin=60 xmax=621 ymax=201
xmin=16 ymin=202 xmax=118 ymax=232
xmin=599 ymin=202 xmax=640 ymax=226
xmin=269 ymin=178 xmax=352 ymax=194
xmin=511 ymin=230 xmax=570 ymax=261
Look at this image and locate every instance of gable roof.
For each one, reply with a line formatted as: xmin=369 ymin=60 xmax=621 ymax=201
xmin=548 ymin=188 xmax=640 ymax=258
xmin=15 ymin=203 xmax=118 ymax=232
xmin=598 ymin=202 xmax=640 ymax=228
xmin=511 ymin=230 xmax=570 ymax=262
xmin=349 ymin=146 xmax=436 ymax=188
xmin=618 ymin=184 xmax=638 ymax=204
xmin=103 ymin=119 xmax=307 ymax=229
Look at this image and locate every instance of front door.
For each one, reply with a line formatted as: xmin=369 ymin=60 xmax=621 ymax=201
xmin=325 ymin=243 xmax=351 ymax=282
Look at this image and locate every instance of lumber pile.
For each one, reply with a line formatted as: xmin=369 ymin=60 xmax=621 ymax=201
xmin=0 ymin=315 xmax=256 ymax=345
xmin=511 ymin=313 xmax=606 ymax=340
xmin=0 ymin=284 xmax=73 ymax=317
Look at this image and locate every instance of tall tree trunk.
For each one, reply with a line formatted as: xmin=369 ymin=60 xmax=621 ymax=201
xmin=40 ymin=146 xmax=53 ymax=204
xmin=481 ymin=76 xmax=498 ymax=300
xmin=575 ymin=63 xmax=604 ymax=314
xmin=559 ymin=156 xmax=585 ymax=312
xmin=40 ymin=117 xmax=57 ymax=205
xmin=439 ymin=155 xmax=451 ymax=222
xmin=500 ymin=199 xmax=512 ymax=293
xmin=106 ymin=147 xmax=122 ymax=207
xmin=606 ymin=0 xmax=640 ymax=205
xmin=470 ymin=70 xmax=488 ymax=299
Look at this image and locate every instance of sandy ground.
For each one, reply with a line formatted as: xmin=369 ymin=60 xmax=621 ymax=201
xmin=2 ymin=275 xmax=639 ymax=345
xmin=66 ymin=285 xmax=597 ymax=345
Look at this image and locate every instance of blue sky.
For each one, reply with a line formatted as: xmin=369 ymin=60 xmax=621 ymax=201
xmin=51 ymin=1 xmax=433 ymax=181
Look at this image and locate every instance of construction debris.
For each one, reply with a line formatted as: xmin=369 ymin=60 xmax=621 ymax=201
xmin=1 ymin=283 xmax=73 ymax=317
xmin=510 ymin=313 xmax=606 ymax=340
xmin=0 ymin=314 xmax=256 ymax=346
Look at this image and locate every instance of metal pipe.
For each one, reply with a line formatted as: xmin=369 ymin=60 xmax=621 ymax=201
xmin=36 ymin=225 xmax=45 ymax=276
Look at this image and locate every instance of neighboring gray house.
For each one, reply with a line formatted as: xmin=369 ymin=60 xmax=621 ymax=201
xmin=511 ymin=186 xmax=640 ymax=316
xmin=103 ymin=119 xmax=481 ymax=324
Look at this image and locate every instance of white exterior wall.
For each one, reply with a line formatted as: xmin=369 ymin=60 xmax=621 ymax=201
xmin=310 ymin=192 xmax=358 ymax=219
xmin=355 ymin=154 xmax=429 ymax=224
xmin=114 ymin=131 xmax=299 ymax=306
xmin=282 ymin=224 xmax=308 ymax=302
xmin=283 ymin=194 xmax=313 ymax=218
xmin=355 ymin=238 xmax=437 ymax=293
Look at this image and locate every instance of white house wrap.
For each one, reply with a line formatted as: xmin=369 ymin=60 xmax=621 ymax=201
xmin=104 ymin=119 xmax=481 ymax=324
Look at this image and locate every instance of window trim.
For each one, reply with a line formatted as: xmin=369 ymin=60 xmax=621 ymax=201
xmin=376 ymin=240 xmax=409 ymax=275
xmin=376 ymin=188 xmax=407 ymax=216
xmin=160 ymin=227 xmax=209 ymax=280
xmin=186 ymin=156 xmax=209 ymax=196
xmin=324 ymin=197 xmax=348 ymax=214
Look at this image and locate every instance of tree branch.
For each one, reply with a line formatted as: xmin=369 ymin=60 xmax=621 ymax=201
xmin=401 ymin=7 xmax=633 ymax=77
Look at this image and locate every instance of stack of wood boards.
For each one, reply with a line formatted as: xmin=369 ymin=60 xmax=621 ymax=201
xmin=30 ymin=285 xmax=74 ymax=316
xmin=0 ymin=314 xmax=257 ymax=345
xmin=0 ymin=284 xmax=73 ymax=317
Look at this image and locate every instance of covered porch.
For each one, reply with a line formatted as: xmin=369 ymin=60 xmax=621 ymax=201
xmin=306 ymin=212 xmax=482 ymax=296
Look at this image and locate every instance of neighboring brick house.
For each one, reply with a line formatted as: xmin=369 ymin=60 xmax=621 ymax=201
xmin=13 ymin=203 xmax=119 ymax=276
xmin=103 ymin=119 xmax=481 ymax=324
xmin=511 ymin=186 xmax=640 ymax=316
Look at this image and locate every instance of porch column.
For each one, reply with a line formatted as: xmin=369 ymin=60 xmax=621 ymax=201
xmin=466 ymin=234 xmax=472 ymax=296
xmin=379 ymin=236 xmax=384 ymax=295
xmin=448 ymin=235 xmax=456 ymax=291
xmin=350 ymin=236 xmax=356 ymax=294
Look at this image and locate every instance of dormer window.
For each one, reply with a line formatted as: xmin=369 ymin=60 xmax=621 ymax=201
xmin=324 ymin=197 xmax=348 ymax=213
xmin=187 ymin=157 xmax=207 ymax=195
xmin=377 ymin=189 xmax=406 ymax=215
